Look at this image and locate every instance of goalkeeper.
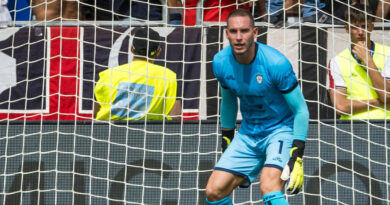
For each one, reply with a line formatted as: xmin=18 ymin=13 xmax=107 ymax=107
xmin=205 ymin=9 xmax=309 ymax=205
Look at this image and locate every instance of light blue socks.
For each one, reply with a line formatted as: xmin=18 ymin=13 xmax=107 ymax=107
xmin=262 ymin=191 xmax=289 ymax=205
xmin=206 ymin=196 xmax=233 ymax=205
xmin=206 ymin=191 xmax=287 ymax=205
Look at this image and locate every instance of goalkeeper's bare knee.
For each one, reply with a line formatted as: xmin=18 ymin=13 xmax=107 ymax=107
xmin=260 ymin=167 xmax=285 ymax=194
xmin=205 ymin=184 xmax=229 ymax=201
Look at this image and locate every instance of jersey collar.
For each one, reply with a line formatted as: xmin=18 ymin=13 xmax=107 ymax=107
xmin=249 ymin=43 xmax=259 ymax=64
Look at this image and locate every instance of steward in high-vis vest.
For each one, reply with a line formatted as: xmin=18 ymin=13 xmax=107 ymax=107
xmin=94 ymin=27 xmax=181 ymax=120
xmin=328 ymin=3 xmax=390 ymax=120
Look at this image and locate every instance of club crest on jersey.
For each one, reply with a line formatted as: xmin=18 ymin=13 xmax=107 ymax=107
xmin=256 ymin=75 xmax=263 ymax=84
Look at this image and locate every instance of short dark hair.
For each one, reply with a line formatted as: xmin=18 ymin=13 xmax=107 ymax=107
xmin=345 ymin=3 xmax=374 ymax=24
xmin=226 ymin=9 xmax=255 ymax=27
xmin=132 ymin=27 xmax=161 ymax=58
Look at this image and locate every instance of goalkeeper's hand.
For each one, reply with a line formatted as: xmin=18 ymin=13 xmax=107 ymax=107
xmin=281 ymin=140 xmax=305 ymax=194
xmin=221 ymin=129 xmax=234 ymax=153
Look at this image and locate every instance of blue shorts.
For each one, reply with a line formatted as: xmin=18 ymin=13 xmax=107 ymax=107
xmin=215 ymin=127 xmax=294 ymax=188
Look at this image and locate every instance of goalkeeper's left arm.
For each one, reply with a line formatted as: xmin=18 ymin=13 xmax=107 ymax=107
xmin=281 ymin=85 xmax=309 ymax=194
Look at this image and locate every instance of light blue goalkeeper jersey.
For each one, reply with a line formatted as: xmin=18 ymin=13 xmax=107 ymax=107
xmin=213 ymin=42 xmax=299 ymax=138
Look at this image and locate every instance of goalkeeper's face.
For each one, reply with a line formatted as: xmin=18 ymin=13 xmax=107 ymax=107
xmin=226 ymin=16 xmax=258 ymax=56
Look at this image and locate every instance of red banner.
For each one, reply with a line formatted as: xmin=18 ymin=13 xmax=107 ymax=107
xmin=0 ymin=26 xmax=202 ymax=120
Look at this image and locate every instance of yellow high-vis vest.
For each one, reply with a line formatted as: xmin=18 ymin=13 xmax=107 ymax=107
xmin=95 ymin=61 xmax=177 ymax=120
xmin=335 ymin=42 xmax=390 ymax=119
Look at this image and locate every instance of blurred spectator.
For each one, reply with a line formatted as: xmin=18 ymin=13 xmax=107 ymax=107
xmin=182 ymin=0 xmax=253 ymax=25
xmin=301 ymin=0 xmax=333 ymax=23
xmin=81 ymin=0 xmax=256 ymax=24
xmin=81 ymin=0 xmax=120 ymax=20
xmin=265 ymin=0 xmax=344 ymax=25
xmin=328 ymin=3 xmax=390 ymax=119
xmin=0 ymin=0 xmax=11 ymax=27
xmin=31 ymin=0 xmax=80 ymax=20
xmin=253 ymin=0 xmax=266 ymax=21
xmin=168 ymin=0 xmax=182 ymax=24
xmin=82 ymin=0 xmax=180 ymax=23
xmin=94 ymin=27 xmax=181 ymax=120
xmin=7 ymin=0 xmax=32 ymax=21
xmin=321 ymin=0 xmax=348 ymax=24
xmin=372 ymin=0 xmax=390 ymax=21
xmin=129 ymin=0 xmax=163 ymax=21
xmin=352 ymin=0 xmax=390 ymax=22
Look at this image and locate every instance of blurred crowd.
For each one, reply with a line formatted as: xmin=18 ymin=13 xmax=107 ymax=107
xmin=1 ymin=0 xmax=389 ymax=25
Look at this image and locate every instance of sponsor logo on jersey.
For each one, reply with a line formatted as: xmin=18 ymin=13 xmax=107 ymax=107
xmin=272 ymin=157 xmax=283 ymax=163
xmin=256 ymin=75 xmax=263 ymax=84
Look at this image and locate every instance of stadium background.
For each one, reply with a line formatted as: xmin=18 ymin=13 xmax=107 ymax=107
xmin=2 ymin=25 xmax=389 ymax=120
xmin=0 ymin=2 xmax=390 ymax=204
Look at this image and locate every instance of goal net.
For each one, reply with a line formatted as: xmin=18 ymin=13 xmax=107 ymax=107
xmin=0 ymin=0 xmax=390 ymax=204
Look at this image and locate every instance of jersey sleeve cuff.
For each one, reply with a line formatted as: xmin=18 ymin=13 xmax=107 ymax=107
xmin=294 ymin=135 xmax=306 ymax=142
xmin=281 ymin=82 xmax=298 ymax=94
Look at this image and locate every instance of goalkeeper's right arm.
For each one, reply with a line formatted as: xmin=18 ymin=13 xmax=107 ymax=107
xmin=220 ymin=87 xmax=238 ymax=152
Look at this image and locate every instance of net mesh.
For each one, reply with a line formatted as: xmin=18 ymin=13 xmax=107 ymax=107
xmin=1 ymin=0 xmax=390 ymax=204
